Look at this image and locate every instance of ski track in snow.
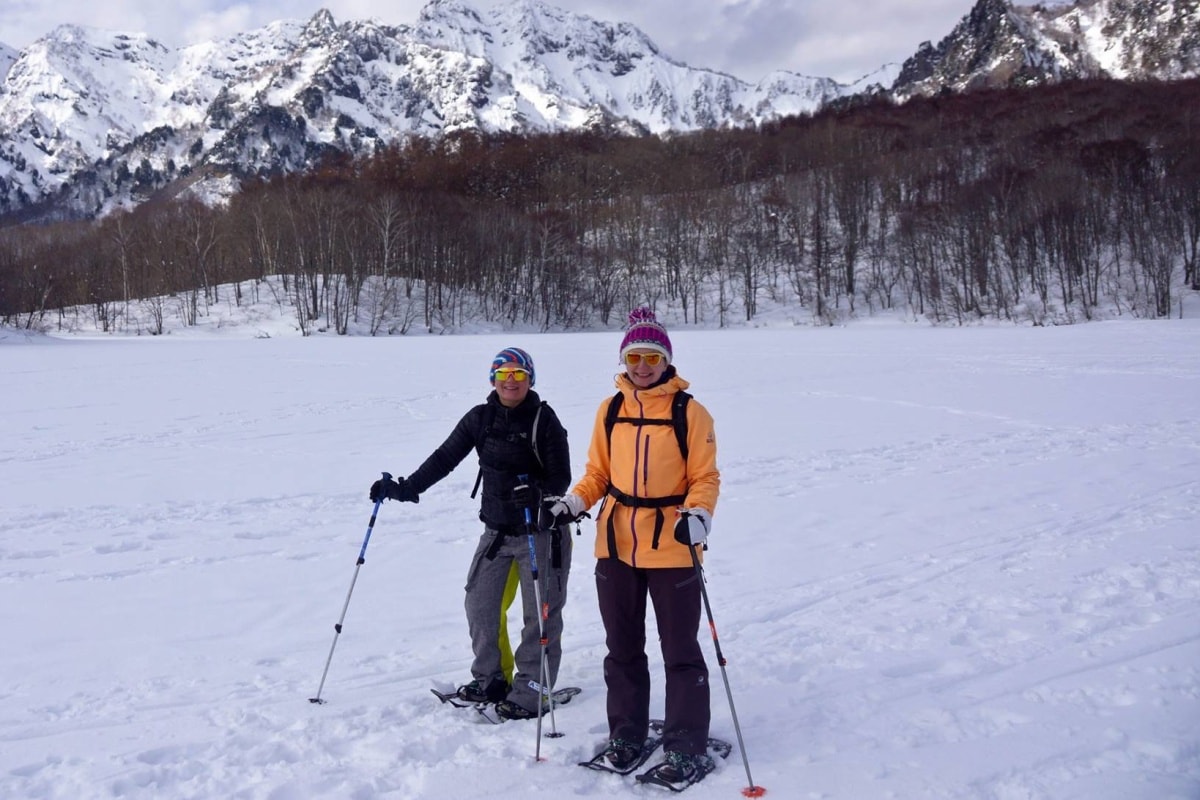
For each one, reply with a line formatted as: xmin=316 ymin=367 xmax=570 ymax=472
xmin=1 ymin=322 xmax=1199 ymax=799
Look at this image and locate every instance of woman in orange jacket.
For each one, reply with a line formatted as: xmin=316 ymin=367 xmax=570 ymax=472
xmin=549 ymin=307 xmax=720 ymax=783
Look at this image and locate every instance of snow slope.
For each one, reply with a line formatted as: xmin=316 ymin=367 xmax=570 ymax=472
xmin=1 ymin=318 xmax=1198 ymax=799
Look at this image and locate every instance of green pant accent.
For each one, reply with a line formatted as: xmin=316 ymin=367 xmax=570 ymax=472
xmin=498 ymin=560 xmax=519 ymax=683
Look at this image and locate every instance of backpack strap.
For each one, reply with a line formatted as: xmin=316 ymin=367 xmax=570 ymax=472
xmin=470 ymin=403 xmax=499 ymax=500
xmin=671 ymin=391 xmax=691 ymax=460
xmin=603 ymin=392 xmax=623 ymax=444
xmin=529 ymin=402 xmax=545 ymax=469
xmin=605 ymin=485 xmax=688 ymax=553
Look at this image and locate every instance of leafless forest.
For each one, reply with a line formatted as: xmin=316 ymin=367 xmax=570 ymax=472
xmin=2 ymin=78 xmax=1198 ymax=334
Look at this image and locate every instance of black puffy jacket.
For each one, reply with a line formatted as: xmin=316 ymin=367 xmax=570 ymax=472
xmin=405 ymin=390 xmax=571 ymax=530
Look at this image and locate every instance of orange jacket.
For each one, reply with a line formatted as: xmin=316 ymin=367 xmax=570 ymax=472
xmin=571 ymin=372 xmax=720 ymax=569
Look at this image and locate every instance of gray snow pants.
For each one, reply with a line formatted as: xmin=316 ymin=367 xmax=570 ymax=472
xmin=464 ymin=524 xmax=572 ymax=711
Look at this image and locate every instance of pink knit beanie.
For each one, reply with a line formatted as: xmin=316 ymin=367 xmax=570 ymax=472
xmin=619 ymin=307 xmax=672 ymax=364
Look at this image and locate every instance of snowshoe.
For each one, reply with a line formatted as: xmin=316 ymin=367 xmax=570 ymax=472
xmin=468 ymin=685 xmax=582 ymax=724
xmin=634 ymin=719 xmax=733 ymax=791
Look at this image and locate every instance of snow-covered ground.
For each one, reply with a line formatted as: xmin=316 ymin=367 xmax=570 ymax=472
xmin=2 ymin=315 xmax=1199 ymax=799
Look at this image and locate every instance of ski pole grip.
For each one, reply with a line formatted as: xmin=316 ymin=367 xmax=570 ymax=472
xmin=517 ymin=473 xmax=533 ymax=526
xmin=359 ymin=471 xmax=392 ymax=563
xmin=370 ymin=471 xmax=393 ymax=512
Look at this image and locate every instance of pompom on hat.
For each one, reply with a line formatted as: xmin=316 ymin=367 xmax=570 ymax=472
xmin=619 ymin=307 xmax=672 ymax=365
xmin=490 ymin=346 xmax=535 ymax=386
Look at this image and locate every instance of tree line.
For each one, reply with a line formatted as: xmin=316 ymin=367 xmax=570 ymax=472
xmin=2 ymin=78 xmax=1198 ymax=334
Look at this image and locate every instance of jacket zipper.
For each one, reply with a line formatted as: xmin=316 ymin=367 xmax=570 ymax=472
xmin=628 ymin=391 xmax=645 ymax=567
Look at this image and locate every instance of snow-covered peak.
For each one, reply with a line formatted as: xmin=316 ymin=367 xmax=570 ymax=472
xmin=413 ymin=0 xmax=493 ymax=54
xmin=891 ymin=0 xmax=1199 ymax=99
xmin=304 ymin=8 xmax=340 ymax=35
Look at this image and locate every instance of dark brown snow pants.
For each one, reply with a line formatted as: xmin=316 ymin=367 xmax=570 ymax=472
xmin=595 ymin=557 xmax=710 ymax=755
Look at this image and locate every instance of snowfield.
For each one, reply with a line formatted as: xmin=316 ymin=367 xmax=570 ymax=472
xmin=2 ymin=316 xmax=1198 ymax=799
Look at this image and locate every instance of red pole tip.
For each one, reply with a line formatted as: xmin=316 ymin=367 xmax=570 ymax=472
xmin=741 ymin=787 xmax=767 ymax=798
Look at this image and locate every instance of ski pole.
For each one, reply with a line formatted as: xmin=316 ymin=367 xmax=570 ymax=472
xmin=688 ymin=544 xmax=767 ymax=798
xmin=519 ymin=476 xmax=562 ymax=759
xmin=309 ymin=471 xmax=391 ymax=705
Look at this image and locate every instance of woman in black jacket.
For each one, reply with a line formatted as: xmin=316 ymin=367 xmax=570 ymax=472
xmin=370 ymin=347 xmax=572 ymax=718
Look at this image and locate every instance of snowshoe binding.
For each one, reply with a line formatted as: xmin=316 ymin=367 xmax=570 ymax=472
xmin=578 ymin=734 xmax=663 ymax=775
xmin=634 ymin=719 xmax=733 ymax=791
xmin=430 ymin=679 xmax=508 ymax=709
xmin=637 ymin=751 xmax=717 ymax=792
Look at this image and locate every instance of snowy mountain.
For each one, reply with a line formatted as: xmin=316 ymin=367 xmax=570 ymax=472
xmin=0 ymin=0 xmax=854 ymax=221
xmin=0 ymin=0 xmax=1195 ymax=222
xmin=891 ymin=0 xmax=1200 ymax=100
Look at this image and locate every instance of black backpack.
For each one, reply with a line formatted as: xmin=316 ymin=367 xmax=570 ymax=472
xmin=472 ymin=400 xmax=565 ymax=566
xmin=470 ymin=400 xmax=546 ymax=499
xmin=599 ymin=390 xmax=692 ymax=557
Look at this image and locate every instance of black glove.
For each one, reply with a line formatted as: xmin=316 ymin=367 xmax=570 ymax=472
xmin=512 ymin=480 xmax=540 ymax=513
xmin=543 ymin=494 xmax=586 ymax=527
xmin=370 ymin=476 xmax=419 ymax=503
xmin=674 ymin=507 xmax=711 ymax=546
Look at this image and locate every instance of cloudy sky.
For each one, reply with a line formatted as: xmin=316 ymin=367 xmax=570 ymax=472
xmin=1 ymin=0 xmax=976 ymax=83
